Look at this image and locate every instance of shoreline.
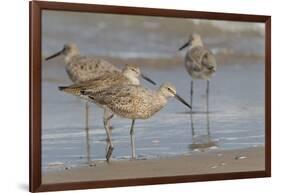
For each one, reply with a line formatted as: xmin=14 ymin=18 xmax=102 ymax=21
xmin=42 ymin=146 xmax=264 ymax=184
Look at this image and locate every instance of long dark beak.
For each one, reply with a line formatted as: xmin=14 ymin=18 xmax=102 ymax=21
xmin=45 ymin=48 xmax=64 ymax=61
xmin=174 ymin=94 xmax=191 ymax=109
xmin=141 ymin=74 xmax=156 ymax=85
xmin=178 ymin=40 xmax=191 ymax=51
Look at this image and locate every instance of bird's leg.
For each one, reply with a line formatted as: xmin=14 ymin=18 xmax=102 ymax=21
xmin=190 ymin=80 xmax=195 ymax=136
xmin=206 ymin=80 xmax=210 ymax=136
xmin=130 ymin=119 xmax=136 ymax=160
xmin=206 ymin=80 xmax=210 ymax=113
xmin=85 ymin=126 xmax=91 ymax=164
xmin=188 ymin=80 xmax=194 ymax=112
xmin=104 ymin=119 xmax=114 ymax=162
xmin=206 ymin=108 xmax=211 ymax=137
xmin=106 ymin=119 xmax=113 ymax=151
xmin=103 ymin=109 xmax=114 ymax=162
xmin=85 ymin=102 xmax=91 ymax=164
xmin=85 ymin=102 xmax=90 ymax=130
xmin=104 ymin=108 xmax=114 ymax=153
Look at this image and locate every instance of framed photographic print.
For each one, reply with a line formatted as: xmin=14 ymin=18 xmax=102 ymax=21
xmin=30 ymin=1 xmax=271 ymax=192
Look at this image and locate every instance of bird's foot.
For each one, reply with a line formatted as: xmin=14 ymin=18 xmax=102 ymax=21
xmin=130 ymin=156 xmax=136 ymax=161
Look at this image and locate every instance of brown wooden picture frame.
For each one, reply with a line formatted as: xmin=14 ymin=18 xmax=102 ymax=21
xmin=30 ymin=1 xmax=271 ymax=192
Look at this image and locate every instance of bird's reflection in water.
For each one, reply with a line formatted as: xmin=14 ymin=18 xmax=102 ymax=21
xmin=188 ymin=110 xmax=218 ymax=152
xmin=85 ymin=126 xmax=92 ymax=164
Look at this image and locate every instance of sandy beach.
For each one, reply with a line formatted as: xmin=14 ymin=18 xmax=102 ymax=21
xmin=42 ymin=146 xmax=264 ymax=184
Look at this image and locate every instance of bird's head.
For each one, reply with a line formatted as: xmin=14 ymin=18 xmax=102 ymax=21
xmin=123 ymin=64 xmax=156 ymax=85
xmin=45 ymin=42 xmax=80 ymax=61
xmin=159 ymin=82 xmax=191 ymax=109
xmin=178 ymin=33 xmax=203 ymax=51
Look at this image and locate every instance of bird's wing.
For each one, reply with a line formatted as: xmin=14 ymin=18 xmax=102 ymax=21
xmin=89 ymin=85 xmax=148 ymax=113
xmin=67 ymin=56 xmax=120 ymax=83
xmin=80 ymin=72 xmax=130 ymax=95
xmin=186 ymin=47 xmax=209 ymax=71
xmin=58 ymin=84 xmax=83 ymax=96
xmin=59 ymin=72 xmax=122 ymax=95
xmin=202 ymin=51 xmax=217 ymax=69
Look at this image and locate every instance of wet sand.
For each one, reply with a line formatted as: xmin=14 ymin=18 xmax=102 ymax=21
xmin=42 ymin=146 xmax=264 ymax=184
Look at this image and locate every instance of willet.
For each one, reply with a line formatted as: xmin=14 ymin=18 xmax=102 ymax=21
xmin=178 ymin=33 xmax=217 ymax=132
xmin=45 ymin=43 xmax=120 ymax=83
xmin=58 ymin=64 xmax=156 ymax=159
xmin=82 ymin=83 xmax=191 ymax=161
xmin=45 ymin=42 xmax=120 ymax=163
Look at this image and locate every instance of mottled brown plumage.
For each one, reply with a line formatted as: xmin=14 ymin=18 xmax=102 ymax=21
xmin=58 ymin=64 xmax=156 ymax=161
xmin=65 ymin=55 xmax=120 ymax=83
xmin=45 ymin=42 xmax=120 ymax=84
xmin=58 ymin=64 xmax=151 ymax=100
xmin=87 ymin=85 xmax=167 ymax=119
xmin=45 ymin=43 xmax=120 ymax=161
xmin=83 ymin=83 xmax=190 ymax=160
xmin=59 ymin=71 xmax=129 ymax=97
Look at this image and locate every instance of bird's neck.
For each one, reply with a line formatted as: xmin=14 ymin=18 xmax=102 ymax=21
xmin=157 ymin=91 xmax=169 ymax=103
xmin=156 ymin=93 xmax=168 ymax=111
xmin=64 ymin=52 xmax=80 ymax=63
xmin=189 ymin=43 xmax=203 ymax=50
xmin=192 ymin=40 xmax=204 ymax=49
xmin=123 ymin=72 xmax=140 ymax=85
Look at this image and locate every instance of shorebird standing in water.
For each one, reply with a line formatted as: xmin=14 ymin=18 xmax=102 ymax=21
xmin=178 ymin=34 xmax=217 ymax=133
xmin=45 ymin=43 xmax=120 ymax=163
xmin=82 ymin=83 xmax=191 ymax=161
xmin=58 ymin=64 xmax=156 ymax=161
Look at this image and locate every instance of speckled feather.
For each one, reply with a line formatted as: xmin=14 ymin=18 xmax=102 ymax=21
xmin=66 ymin=56 xmax=120 ymax=84
xmin=59 ymin=71 xmax=132 ymax=98
xmin=88 ymin=85 xmax=167 ymax=120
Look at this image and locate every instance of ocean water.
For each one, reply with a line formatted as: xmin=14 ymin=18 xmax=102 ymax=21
xmin=42 ymin=11 xmax=264 ymax=60
xmin=41 ymin=10 xmax=265 ymax=172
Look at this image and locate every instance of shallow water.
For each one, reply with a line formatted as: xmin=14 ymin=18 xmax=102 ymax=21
xmin=42 ymin=64 xmax=265 ymax=172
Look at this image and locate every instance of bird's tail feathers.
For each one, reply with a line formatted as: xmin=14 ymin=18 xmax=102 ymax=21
xmin=58 ymin=86 xmax=81 ymax=96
